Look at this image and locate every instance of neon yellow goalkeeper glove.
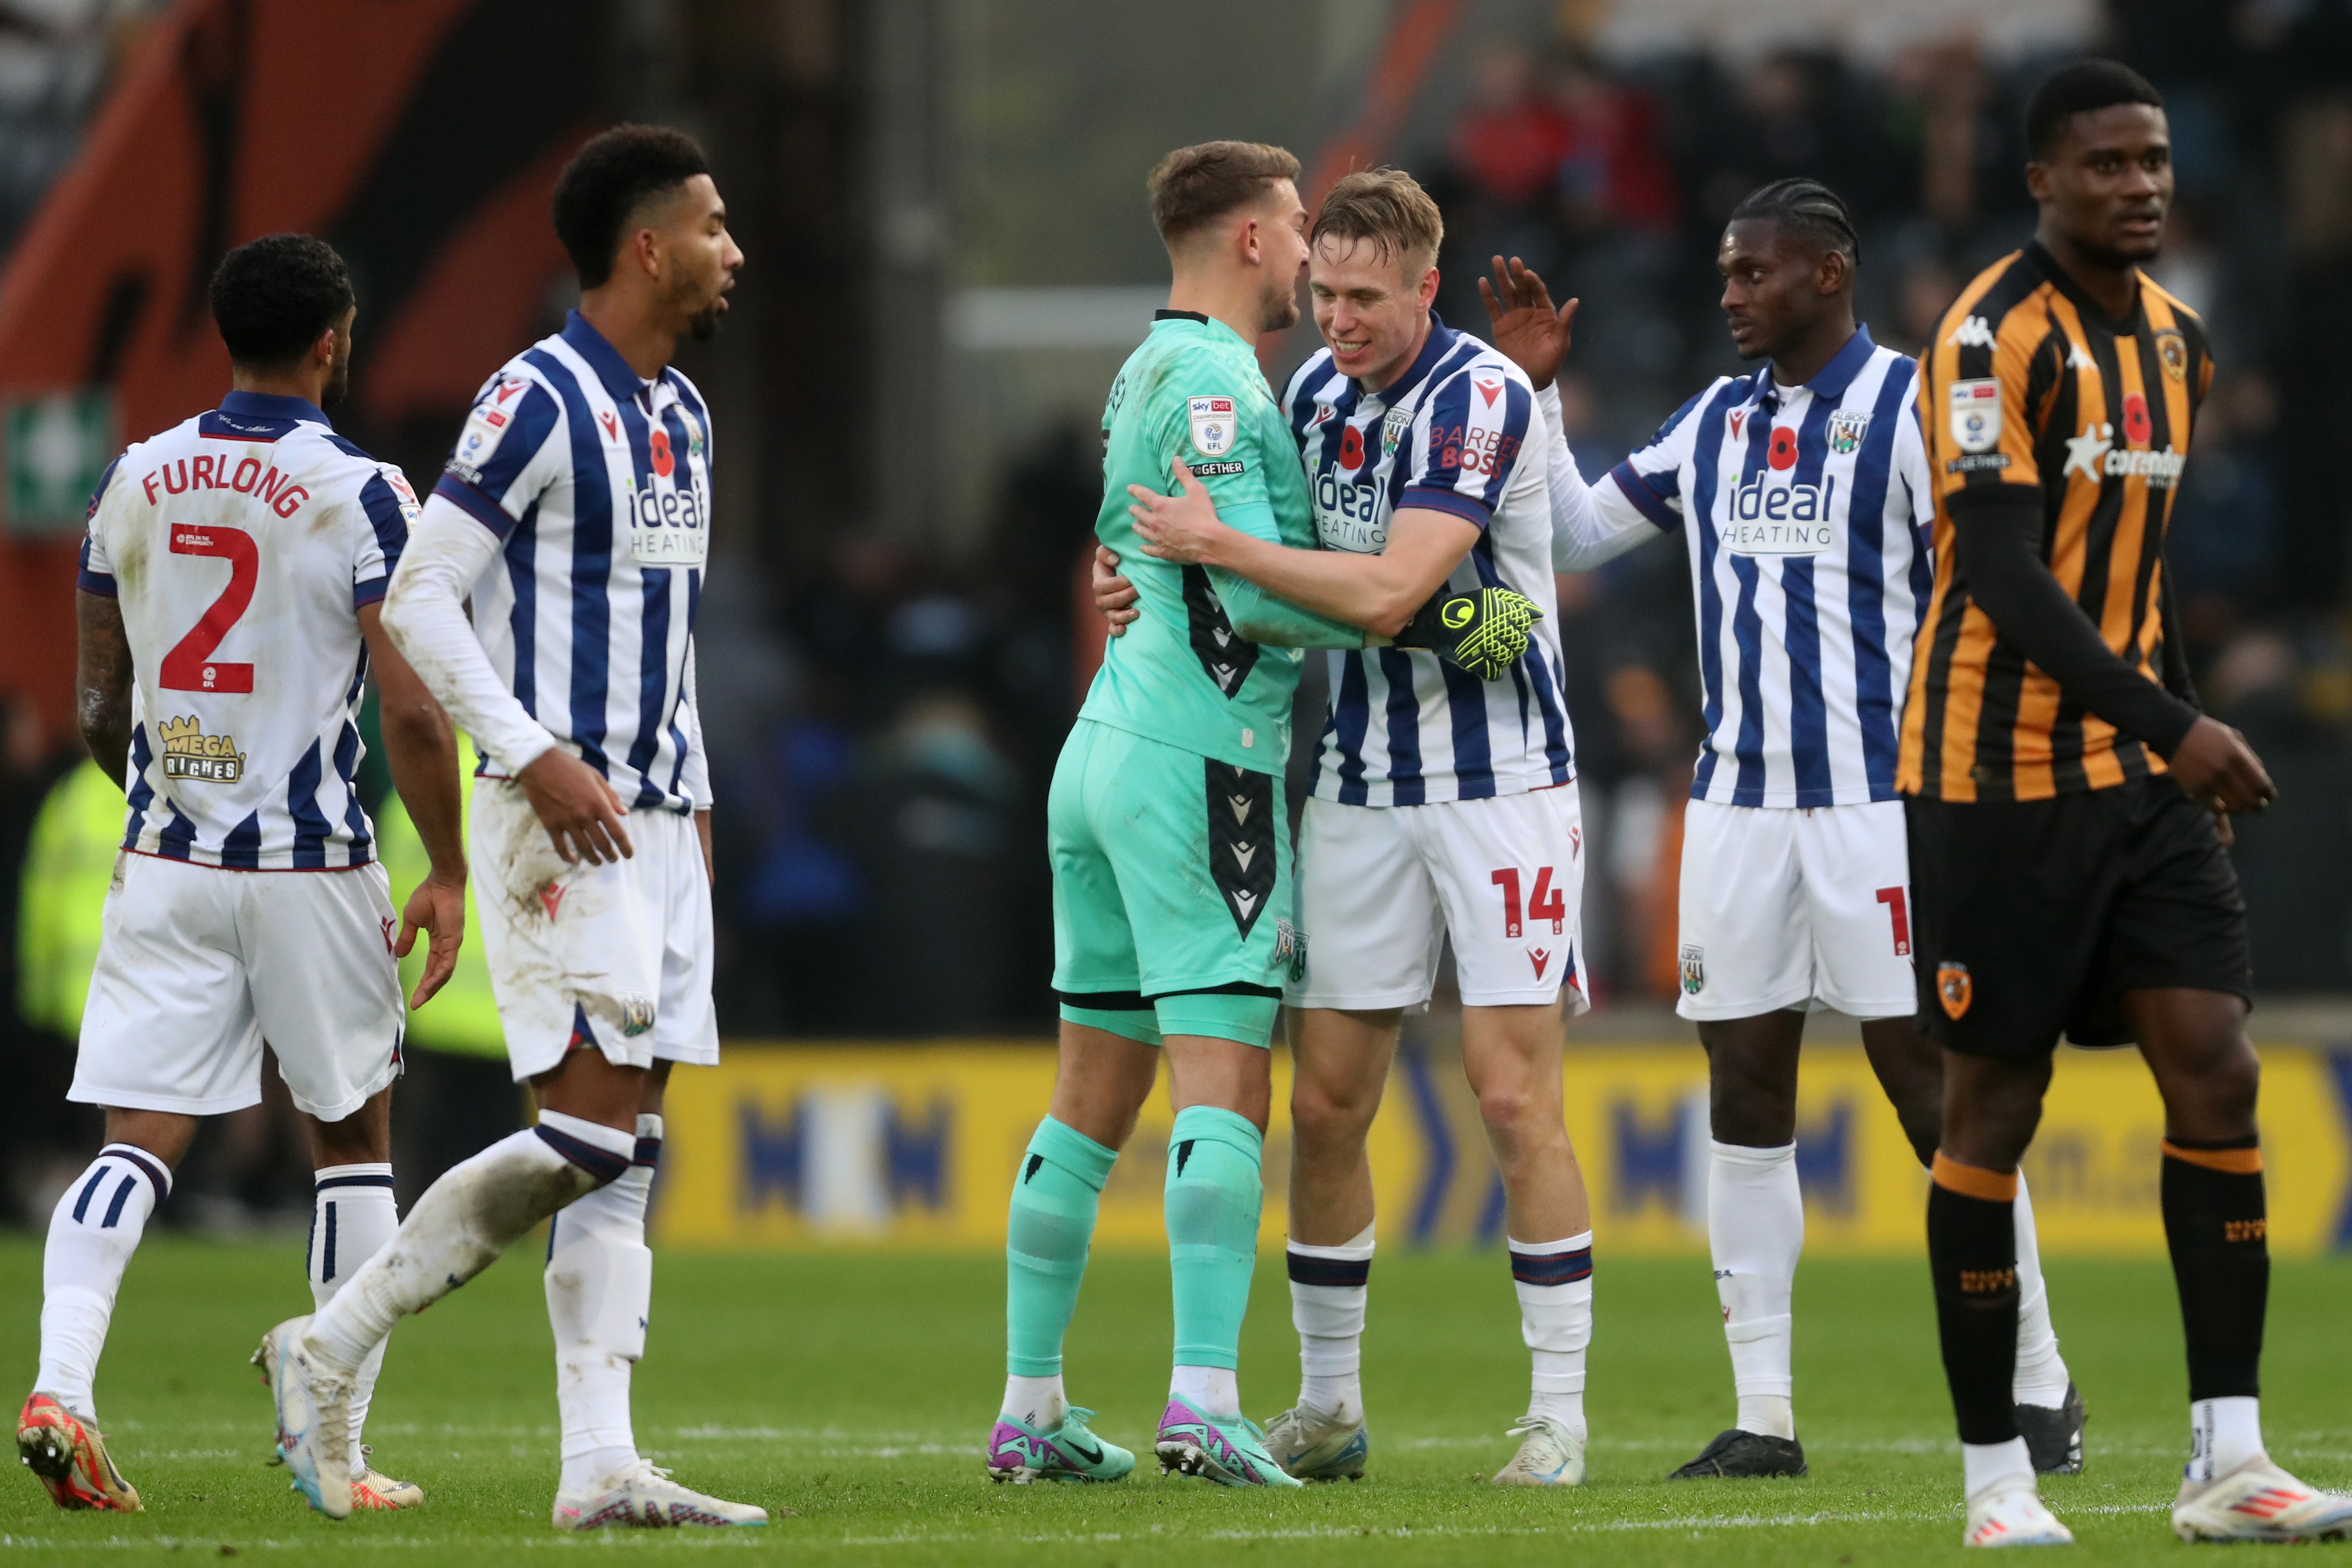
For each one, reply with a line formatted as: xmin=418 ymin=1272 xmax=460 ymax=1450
xmin=1393 ymin=586 xmax=1543 ymax=681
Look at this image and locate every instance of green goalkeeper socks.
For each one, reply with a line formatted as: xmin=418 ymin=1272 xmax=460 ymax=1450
xmin=1165 ymin=1105 xmax=1265 ymax=1372
xmin=1005 ymin=1116 xmax=1117 ymax=1377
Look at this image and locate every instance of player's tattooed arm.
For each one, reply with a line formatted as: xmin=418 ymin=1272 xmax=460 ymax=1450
xmin=74 ymin=589 xmax=134 ymax=792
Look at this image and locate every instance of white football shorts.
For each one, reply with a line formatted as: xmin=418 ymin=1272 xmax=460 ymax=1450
xmin=1674 ymin=796 xmax=1916 ymax=1022
xmin=1290 ymin=784 xmax=1589 ymax=1012
xmin=472 ymin=776 xmax=717 ymax=1081
xmin=71 ymin=852 xmax=403 ymax=1121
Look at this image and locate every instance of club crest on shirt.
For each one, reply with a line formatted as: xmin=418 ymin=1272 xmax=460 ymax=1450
xmin=2154 ymin=328 xmax=2188 ymax=383
xmin=156 ymin=714 xmax=245 ymax=783
xmin=1188 ymin=395 xmax=1235 ymax=457
xmin=1382 ymin=405 xmax=1412 ymax=457
xmin=1679 ymin=943 xmax=1705 ymax=995
xmin=1826 ymin=409 xmax=1871 ymax=456
xmin=1937 ymin=962 xmax=1973 ymax=1020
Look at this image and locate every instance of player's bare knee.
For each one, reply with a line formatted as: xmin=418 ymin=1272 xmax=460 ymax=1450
xmin=1290 ymin=1077 xmax=1377 ymax=1158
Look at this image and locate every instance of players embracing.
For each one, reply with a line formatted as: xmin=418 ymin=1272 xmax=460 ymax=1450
xmin=1118 ymin=167 xmax=1600 ymax=1488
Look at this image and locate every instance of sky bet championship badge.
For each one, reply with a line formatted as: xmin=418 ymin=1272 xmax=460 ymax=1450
xmin=1187 ymin=395 xmax=1234 ymax=457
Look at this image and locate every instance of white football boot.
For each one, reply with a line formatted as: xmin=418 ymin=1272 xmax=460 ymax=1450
xmin=256 ymin=1317 xmax=352 ymax=1520
xmin=552 ymin=1458 xmax=768 ymax=1529
xmin=1492 ymin=1414 xmax=1585 ymax=1486
xmin=1261 ymin=1403 xmax=1368 ymax=1481
xmin=2172 ymin=1454 xmax=2352 ymax=1543
xmin=1964 ymin=1478 xmax=2075 ymax=1547
xmin=351 ymin=1449 xmax=424 ymax=1511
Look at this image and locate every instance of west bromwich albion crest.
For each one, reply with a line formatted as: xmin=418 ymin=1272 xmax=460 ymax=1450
xmin=1826 ymin=409 xmax=1871 ymax=456
xmin=1188 ymin=395 xmax=1235 ymax=457
xmin=1382 ymin=405 xmax=1412 ymax=457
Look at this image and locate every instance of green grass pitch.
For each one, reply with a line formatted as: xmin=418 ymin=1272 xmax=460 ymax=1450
xmin=0 ymin=1236 xmax=2346 ymax=1564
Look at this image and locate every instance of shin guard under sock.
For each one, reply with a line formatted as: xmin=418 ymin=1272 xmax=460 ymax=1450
xmin=2161 ymin=1136 xmax=2267 ymax=1402
xmin=309 ymin=1163 xmax=398 ymax=1479
xmin=548 ymin=1115 xmax=661 ymax=1493
xmin=1005 ymin=1116 xmax=1117 ymax=1395
xmin=37 ymin=1145 xmax=170 ymax=1421
xmin=1166 ymin=1106 xmax=1264 ymax=1401
xmin=307 ymin=1113 xmax=628 ymax=1374
xmin=1928 ymin=1154 xmax=2021 ymax=1448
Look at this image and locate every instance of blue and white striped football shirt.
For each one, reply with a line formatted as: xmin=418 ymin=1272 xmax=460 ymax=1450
xmin=1595 ymin=327 xmax=1932 ymax=808
xmin=427 ymin=311 xmax=711 ymax=812
xmin=80 ymin=392 xmax=415 ymax=868
xmin=1285 ymin=315 xmax=1572 ymax=807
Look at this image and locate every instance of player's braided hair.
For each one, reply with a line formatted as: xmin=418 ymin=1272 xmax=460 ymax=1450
xmin=553 ymin=123 xmax=712 ymax=288
xmin=1728 ymin=178 xmax=1862 ymax=269
xmin=209 ymin=235 xmax=353 ymax=369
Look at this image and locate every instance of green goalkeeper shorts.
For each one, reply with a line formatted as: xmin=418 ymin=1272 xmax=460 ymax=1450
xmin=1048 ymin=718 xmax=1296 ymax=1050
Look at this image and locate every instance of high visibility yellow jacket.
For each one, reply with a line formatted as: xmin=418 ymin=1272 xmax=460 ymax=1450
xmin=376 ymin=738 xmax=504 ymax=1058
xmin=17 ymin=760 xmax=124 ymax=1037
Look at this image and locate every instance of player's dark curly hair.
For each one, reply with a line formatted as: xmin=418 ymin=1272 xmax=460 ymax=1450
xmin=552 ymin=124 xmax=711 ymax=288
xmin=208 ymin=234 xmax=354 ymax=368
xmin=1728 ymin=178 xmax=1862 ymax=269
xmin=2025 ymin=59 xmax=2164 ymax=160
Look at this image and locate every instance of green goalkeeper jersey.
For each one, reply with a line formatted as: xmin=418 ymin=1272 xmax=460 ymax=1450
xmin=1081 ymin=310 xmax=1359 ymax=774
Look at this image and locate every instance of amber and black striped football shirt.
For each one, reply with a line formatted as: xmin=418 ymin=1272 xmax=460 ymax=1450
xmin=1899 ymin=241 xmax=2212 ymax=802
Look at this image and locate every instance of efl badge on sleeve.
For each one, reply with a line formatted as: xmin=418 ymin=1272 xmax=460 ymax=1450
xmin=1937 ymin=962 xmax=1973 ymax=1020
xmin=1678 ymin=944 xmax=1705 ymax=995
xmin=1827 ymin=409 xmax=1871 ymax=455
xmin=1949 ymin=380 xmax=2002 ymax=453
xmin=1188 ymin=395 xmax=1236 ymax=457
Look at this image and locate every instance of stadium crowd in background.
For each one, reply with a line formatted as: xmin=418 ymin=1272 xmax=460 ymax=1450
xmin=3 ymin=0 xmax=2351 ymax=1230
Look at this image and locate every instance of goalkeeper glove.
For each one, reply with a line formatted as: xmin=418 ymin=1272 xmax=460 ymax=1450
xmin=1393 ymin=586 xmax=1543 ymax=681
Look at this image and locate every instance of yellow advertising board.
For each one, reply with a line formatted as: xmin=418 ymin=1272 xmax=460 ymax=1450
xmin=656 ymin=1042 xmax=2352 ymax=1257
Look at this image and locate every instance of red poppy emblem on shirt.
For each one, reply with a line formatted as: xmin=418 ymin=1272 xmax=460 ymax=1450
xmin=651 ymin=426 xmax=675 ymax=478
xmin=2122 ymin=391 xmax=2151 ymax=446
xmin=1339 ymin=423 xmax=1365 ymax=471
xmin=1768 ymin=426 xmax=1799 ymax=470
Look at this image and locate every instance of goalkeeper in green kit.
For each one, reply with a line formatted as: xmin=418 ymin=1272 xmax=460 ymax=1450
xmin=983 ymin=141 xmax=1539 ymax=1490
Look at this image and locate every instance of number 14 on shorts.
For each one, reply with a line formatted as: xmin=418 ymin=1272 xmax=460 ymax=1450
xmin=1491 ymin=867 xmax=1567 ymax=939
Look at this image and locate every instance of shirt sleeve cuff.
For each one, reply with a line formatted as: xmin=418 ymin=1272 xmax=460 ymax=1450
xmin=352 ymin=575 xmax=388 ymax=608
xmin=1607 ymin=463 xmax=1682 ymax=532
xmin=431 ymin=472 xmax=517 ymax=537
xmin=77 ymin=568 xmax=118 ymax=597
xmin=1399 ymin=485 xmax=1494 ymax=528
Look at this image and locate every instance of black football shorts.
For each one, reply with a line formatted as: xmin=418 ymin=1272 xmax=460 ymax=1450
xmin=1905 ymin=775 xmax=2251 ymax=1057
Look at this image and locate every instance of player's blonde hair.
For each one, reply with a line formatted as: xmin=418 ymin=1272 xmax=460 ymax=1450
xmin=1147 ymin=141 xmax=1301 ymax=246
xmin=1312 ymin=168 xmax=1444 ymax=275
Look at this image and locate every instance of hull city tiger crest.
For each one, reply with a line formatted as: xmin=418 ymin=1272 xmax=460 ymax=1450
xmin=1937 ymin=961 xmax=1973 ymax=1020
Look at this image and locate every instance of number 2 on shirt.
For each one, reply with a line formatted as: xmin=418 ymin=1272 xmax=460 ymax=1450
xmin=1491 ymin=866 xmax=1566 ymax=939
xmin=159 ymin=524 xmax=257 ymax=693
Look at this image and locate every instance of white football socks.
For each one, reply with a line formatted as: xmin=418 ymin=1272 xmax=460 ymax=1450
xmin=307 ymin=1112 xmax=629 ymax=1375
xmin=1708 ymin=1139 xmax=1802 ymax=1439
xmin=37 ymin=1145 xmax=170 ymax=1422
xmin=308 ymin=1163 xmax=398 ymax=1480
xmin=1169 ymin=1365 xmax=1241 ymax=1421
xmin=1510 ymin=1232 xmax=1593 ymax=1438
xmin=1001 ymin=1374 xmax=1067 ymax=1430
xmin=1963 ymin=1435 xmax=2036 ymax=1498
xmin=2010 ymin=1172 xmax=2072 ymax=1407
xmin=2188 ymin=1396 xmax=2263 ymax=1483
xmin=1288 ymin=1223 xmax=1373 ymax=1423
xmin=549 ymin=1114 xmax=661 ymax=1494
